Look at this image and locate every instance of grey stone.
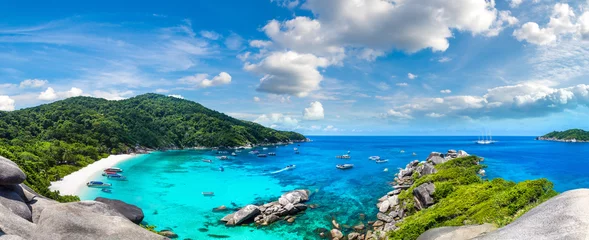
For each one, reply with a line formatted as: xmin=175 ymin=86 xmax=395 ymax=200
xmin=34 ymin=201 xmax=165 ymax=240
xmin=29 ymin=196 xmax=59 ymax=223
xmin=95 ymin=197 xmax=145 ymax=224
xmin=413 ymin=182 xmax=436 ymax=210
xmin=0 ymin=187 xmax=32 ymax=221
xmin=377 ymin=212 xmax=393 ymax=223
xmin=418 ymin=224 xmax=497 ymax=240
xmin=379 ymin=199 xmax=390 ymax=212
xmin=384 ymin=221 xmax=398 ymax=231
xmin=0 ymin=157 xmax=26 ymax=186
xmin=220 ymin=213 xmax=234 ymax=222
xmin=227 ymin=205 xmax=260 ymax=226
xmin=263 ymin=214 xmax=279 ymax=225
xmin=475 ymin=189 xmax=589 ymax=240
xmin=348 ymin=232 xmax=361 ymax=240
xmin=330 ymin=229 xmax=343 ymax=239
xmin=278 ymin=190 xmax=310 ymax=205
xmin=0 ymin=202 xmax=35 ymax=239
xmin=0 ymin=235 xmax=25 ymax=240
xmin=294 ymin=203 xmax=308 ymax=211
xmin=420 ymin=162 xmax=437 ymax=176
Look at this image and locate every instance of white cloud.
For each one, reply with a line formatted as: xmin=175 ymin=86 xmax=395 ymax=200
xmin=396 ymin=83 xmax=409 ymax=87
xmin=514 ymin=22 xmax=556 ymax=45
xmin=440 ymin=89 xmax=452 ymax=94
xmin=438 ymin=57 xmax=452 ymax=63
xmin=323 ymin=125 xmax=340 ymax=132
xmin=271 ymin=0 xmax=300 ymax=9
xmin=386 ymin=109 xmax=413 ymax=120
xmin=426 ymin=112 xmax=445 ymax=118
xmin=408 ymin=73 xmax=418 ymax=80
xmin=303 ymin=101 xmax=324 ymax=120
xmin=253 ymin=96 xmax=261 ymax=102
xmin=244 ymin=51 xmax=330 ymax=97
xmin=38 ymin=87 xmax=83 ymax=101
xmin=155 ymin=89 xmax=169 ymax=93
xmin=250 ymin=40 xmax=273 ymax=48
xmin=579 ymin=12 xmax=589 ymax=40
xmin=20 ymin=79 xmax=48 ymax=88
xmin=0 ymin=96 xmax=15 ymax=111
xmin=224 ymin=33 xmax=243 ymax=50
xmin=92 ymin=90 xmax=134 ymax=100
xmin=509 ymin=0 xmax=523 ymax=8
xmin=376 ymin=82 xmax=390 ymax=90
xmin=513 ymin=3 xmax=582 ymax=45
xmin=254 ymin=113 xmax=299 ymax=129
xmin=358 ymin=48 xmax=385 ymax=61
xmin=168 ymin=94 xmax=184 ymax=99
xmin=179 ymin=72 xmax=232 ymax=88
xmin=200 ymin=30 xmax=220 ymax=40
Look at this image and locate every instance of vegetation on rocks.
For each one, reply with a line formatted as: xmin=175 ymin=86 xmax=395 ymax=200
xmin=539 ymin=129 xmax=589 ymax=141
xmin=389 ymin=156 xmax=557 ymax=240
xmin=0 ymin=93 xmax=305 ymax=200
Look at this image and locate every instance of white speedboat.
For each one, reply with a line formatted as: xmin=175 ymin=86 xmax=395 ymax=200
xmin=285 ymin=165 xmax=296 ymax=170
xmin=104 ymin=167 xmax=123 ymax=173
xmin=412 ymin=152 xmax=417 ymax=156
xmin=336 ymin=154 xmax=351 ymax=159
xmin=336 ymin=164 xmax=354 ymax=170
xmin=263 ymin=147 xmax=268 ymax=150
xmin=368 ymin=156 xmax=380 ymax=161
xmin=231 ymin=152 xmax=237 ymax=156
xmin=86 ymin=181 xmax=112 ymax=188
xmin=107 ymin=174 xmax=127 ymax=181
xmin=257 ymin=154 xmax=267 ymax=158
xmin=217 ymin=156 xmax=229 ymax=160
xmin=376 ymin=159 xmax=389 ymax=163
xmin=400 ymin=150 xmax=405 ymax=153
xmin=268 ymin=152 xmax=276 ymax=156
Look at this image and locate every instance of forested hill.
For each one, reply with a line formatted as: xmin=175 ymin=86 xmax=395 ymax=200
xmin=538 ymin=129 xmax=589 ymax=142
xmin=0 ymin=93 xmax=305 ymax=200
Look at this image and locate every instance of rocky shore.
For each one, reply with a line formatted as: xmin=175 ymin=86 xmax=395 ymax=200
xmin=0 ymin=156 xmax=166 ymax=240
xmin=220 ymin=189 xmax=311 ymax=227
xmin=535 ymin=137 xmax=588 ymax=143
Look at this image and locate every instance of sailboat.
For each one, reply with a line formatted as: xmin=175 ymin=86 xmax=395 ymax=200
xmin=476 ymin=130 xmax=496 ymax=144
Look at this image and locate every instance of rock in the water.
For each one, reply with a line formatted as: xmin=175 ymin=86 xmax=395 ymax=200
xmin=330 ymin=229 xmax=343 ymax=239
xmin=225 ymin=205 xmax=260 ymax=226
xmin=286 ymin=216 xmax=296 ymax=223
xmin=377 ymin=212 xmax=393 ymax=223
xmin=95 ymin=197 xmax=145 ymax=224
xmin=34 ymin=201 xmax=165 ymax=240
xmin=348 ymin=232 xmax=361 ymax=240
xmin=475 ymin=189 xmax=589 ymax=240
xmin=29 ymin=196 xmax=59 ymax=223
xmin=353 ymin=223 xmax=365 ymax=231
xmin=378 ymin=199 xmax=390 ymax=212
xmin=418 ymin=224 xmax=497 ymax=240
xmin=159 ymin=230 xmax=178 ymax=238
xmin=278 ymin=190 xmax=310 ymax=205
xmin=0 ymin=187 xmax=32 ymax=221
xmin=372 ymin=220 xmax=384 ymax=227
xmin=413 ymin=182 xmax=436 ymax=210
xmin=0 ymin=157 xmax=26 ymax=186
xmin=212 ymin=205 xmax=227 ymax=212
xmin=0 ymin=201 xmax=35 ymax=239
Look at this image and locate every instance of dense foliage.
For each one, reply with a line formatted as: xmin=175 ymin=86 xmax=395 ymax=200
xmin=541 ymin=129 xmax=589 ymax=141
xmin=0 ymin=94 xmax=305 ymax=200
xmin=389 ymin=156 xmax=557 ymax=240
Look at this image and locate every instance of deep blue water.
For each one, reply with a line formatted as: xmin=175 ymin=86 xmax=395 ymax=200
xmin=80 ymin=136 xmax=589 ymax=239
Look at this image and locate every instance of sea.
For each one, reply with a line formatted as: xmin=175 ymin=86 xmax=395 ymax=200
xmin=79 ymin=136 xmax=589 ymax=240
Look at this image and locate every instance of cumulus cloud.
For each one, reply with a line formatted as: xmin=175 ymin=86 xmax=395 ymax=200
xmin=323 ymin=125 xmax=340 ymax=132
xmin=513 ymin=3 xmax=583 ymax=45
xmin=0 ymin=96 xmax=15 ymax=111
xmin=92 ymin=90 xmax=134 ymax=100
xmin=253 ymin=96 xmax=261 ymax=102
xmin=426 ymin=112 xmax=445 ymax=118
xmin=387 ymin=82 xmax=589 ymax=120
xmin=440 ymin=89 xmax=452 ymax=94
xmin=200 ymin=30 xmax=220 ymax=40
xmin=168 ymin=94 xmax=184 ymax=99
xmin=244 ymin=51 xmax=330 ymax=97
xmin=20 ymin=79 xmax=48 ymax=88
xmin=438 ymin=57 xmax=452 ymax=63
xmin=38 ymin=87 xmax=83 ymax=101
xmin=385 ymin=109 xmax=413 ymax=120
xmin=224 ymin=33 xmax=243 ymax=50
xmin=179 ymin=72 xmax=232 ymax=88
xmin=250 ymin=40 xmax=273 ymax=48
xmin=254 ymin=113 xmax=299 ymax=129
xmin=303 ymin=101 xmax=324 ymax=120
xmin=509 ymin=0 xmax=523 ymax=8
xmin=408 ymin=73 xmax=418 ymax=80
xmin=396 ymin=83 xmax=409 ymax=87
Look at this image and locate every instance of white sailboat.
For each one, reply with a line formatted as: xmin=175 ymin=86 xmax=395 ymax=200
xmin=476 ymin=130 xmax=496 ymax=144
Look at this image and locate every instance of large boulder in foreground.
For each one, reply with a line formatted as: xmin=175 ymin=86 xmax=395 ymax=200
xmin=0 ymin=157 xmax=26 ymax=186
xmin=34 ymin=201 xmax=166 ymax=240
xmin=0 ymin=202 xmax=35 ymax=239
xmin=223 ymin=205 xmax=260 ymax=226
xmin=29 ymin=197 xmax=59 ymax=223
xmin=95 ymin=197 xmax=145 ymax=224
xmin=0 ymin=187 xmax=32 ymax=221
xmin=475 ymin=189 xmax=589 ymax=240
xmin=417 ymin=224 xmax=496 ymax=240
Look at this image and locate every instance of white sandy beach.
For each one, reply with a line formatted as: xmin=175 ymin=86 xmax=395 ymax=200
xmin=49 ymin=154 xmax=139 ymax=196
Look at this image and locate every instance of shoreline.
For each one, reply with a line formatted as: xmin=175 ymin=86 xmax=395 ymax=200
xmin=49 ymin=154 xmax=140 ymax=196
xmin=536 ymin=137 xmax=589 ymax=143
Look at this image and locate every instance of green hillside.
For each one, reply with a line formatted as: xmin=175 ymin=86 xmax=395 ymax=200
xmin=0 ymin=93 xmax=305 ymax=200
xmin=540 ymin=129 xmax=589 ymax=141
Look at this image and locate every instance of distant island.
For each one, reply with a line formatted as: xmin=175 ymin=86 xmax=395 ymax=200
xmin=0 ymin=93 xmax=306 ymax=200
xmin=536 ymin=129 xmax=589 ymax=142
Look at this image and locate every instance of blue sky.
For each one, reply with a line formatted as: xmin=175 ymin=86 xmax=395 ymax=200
xmin=1 ymin=0 xmax=589 ymax=136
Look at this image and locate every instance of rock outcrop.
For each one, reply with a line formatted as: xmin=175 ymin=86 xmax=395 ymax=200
xmin=0 ymin=156 xmax=164 ymax=240
xmin=417 ymin=224 xmax=497 ymax=240
xmin=475 ymin=189 xmax=589 ymax=240
xmin=221 ymin=189 xmax=311 ymax=227
xmin=413 ymin=183 xmax=435 ymax=210
xmin=95 ymin=197 xmax=145 ymax=224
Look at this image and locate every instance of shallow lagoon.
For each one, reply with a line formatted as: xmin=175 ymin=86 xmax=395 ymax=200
xmin=80 ymin=136 xmax=589 ymax=239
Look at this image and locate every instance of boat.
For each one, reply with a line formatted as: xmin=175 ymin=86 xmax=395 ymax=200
xmin=202 ymin=192 xmax=215 ymax=196
xmin=336 ymin=164 xmax=354 ymax=170
xmin=383 ymin=168 xmax=389 ymax=172
xmin=249 ymin=150 xmax=259 ymax=154
xmin=336 ymin=154 xmax=351 ymax=159
xmin=231 ymin=152 xmax=237 ymax=156
xmin=412 ymin=152 xmax=417 ymax=156
xmin=104 ymin=167 xmax=122 ymax=173
xmin=268 ymin=152 xmax=276 ymax=156
xmin=203 ymin=159 xmax=213 ymax=163
xmin=263 ymin=147 xmax=268 ymax=150
xmin=219 ymin=166 xmax=225 ymax=172
xmin=376 ymin=159 xmax=389 ymax=163
xmin=235 ymin=150 xmax=242 ymax=153
xmin=86 ymin=181 xmax=112 ymax=188
xmin=101 ymin=188 xmax=112 ymax=193
xmin=285 ymin=165 xmax=296 ymax=170
xmin=476 ymin=130 xmax=496 ymax=144
xmin=107 ymin=174 xmax=127 ymax=181
xmin=102 ymin=171 xmax=118 ymax=176
xmin=368 ymin=156 xmax=380 ymax=161
xmin=217 ymin=156 xmax=229 ymax=160
xmin=257 ymin=154 xmax=267 ymax=158
xmin=293 ymin=148 xmax=298 ymax=151
xmin=400 ymin=150 xmax=405 ymax=153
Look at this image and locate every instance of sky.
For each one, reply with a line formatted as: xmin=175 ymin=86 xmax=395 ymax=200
xmin=1 ymin=0 xmax=589 ymax=136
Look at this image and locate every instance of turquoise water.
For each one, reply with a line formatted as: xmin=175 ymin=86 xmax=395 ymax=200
xmin=80 ymin=136 xmax=589 ymax=239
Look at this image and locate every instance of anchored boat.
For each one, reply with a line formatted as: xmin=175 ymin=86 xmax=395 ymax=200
xmin=202 ymin=192 xmax=215 ymax=196
xmin=104 ymin=167 xmax=123 ymax=173
xmin=336 ymin=154 xmax=351 ymax=159
xmin=368 ymin=156 xmax=380 ymax=160
xmin=336 ymin=164 xmax=354 ymax=170
xmin=87 ymin=181 xmax=112 ymax=188
xmin=376 ymin=159 xmax=389 ymax=163
xmin=107 ymin=174 xmax=127 ymax=181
